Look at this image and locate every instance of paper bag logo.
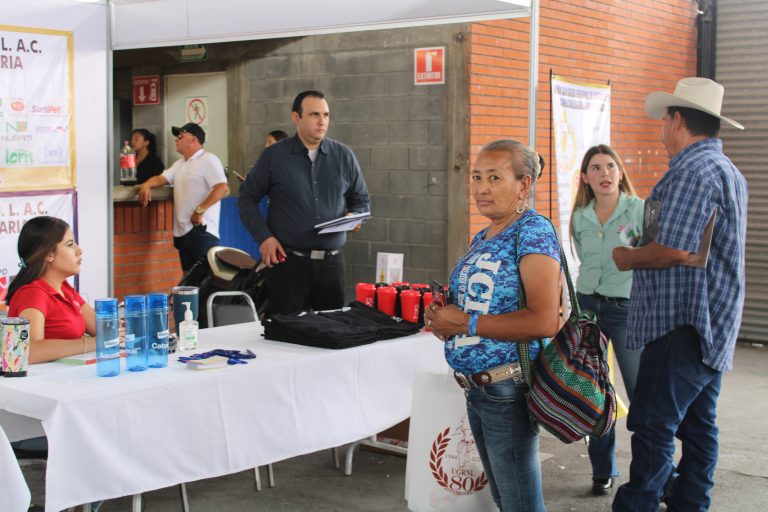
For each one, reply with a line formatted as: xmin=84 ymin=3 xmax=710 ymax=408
xmin=429 ymin=417 xmax=488 ymax=495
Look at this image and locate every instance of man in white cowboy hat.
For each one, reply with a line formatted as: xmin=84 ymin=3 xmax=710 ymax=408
xmin=611 ymin=77 xmax=747 ymax=511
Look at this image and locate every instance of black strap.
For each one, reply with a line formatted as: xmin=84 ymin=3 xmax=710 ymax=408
xmin=515 ymin=214 xmax=577 ymax=386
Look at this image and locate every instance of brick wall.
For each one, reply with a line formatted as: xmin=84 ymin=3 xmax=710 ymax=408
xmin=113 ymin=199 xmax=182 ymax=299
xmin=468 ymin=0 xmax=698 ymax=236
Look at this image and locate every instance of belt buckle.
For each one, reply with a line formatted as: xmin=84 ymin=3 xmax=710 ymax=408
xmin=453 ymin=371 xmax=472 ymax=390
xmin=310 ymin=250 xmax=325 ymax=260
xmin=509 ymin=363 xmax=523 ymax=383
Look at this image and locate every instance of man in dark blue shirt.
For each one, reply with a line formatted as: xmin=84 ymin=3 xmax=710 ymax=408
xmin=238 ymin=90 xmax=370 ymax=316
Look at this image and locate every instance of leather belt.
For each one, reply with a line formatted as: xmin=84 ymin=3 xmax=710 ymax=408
xmin=288 ymin=249 xmax=341 ymax=260
xmin=588 ymin=293 xmax=627 ymax=303
xmin=454 ymin=362 xmax=525 ymax=390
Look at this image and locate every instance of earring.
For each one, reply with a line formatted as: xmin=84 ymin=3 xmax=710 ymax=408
xmin=515 ymin=202 xmax=527 ymax=214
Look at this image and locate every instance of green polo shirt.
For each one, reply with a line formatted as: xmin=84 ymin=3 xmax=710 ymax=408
xmin=572 ymin=193 xmax=645 ymax=299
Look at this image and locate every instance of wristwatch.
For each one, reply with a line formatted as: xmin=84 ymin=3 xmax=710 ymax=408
xmin=194 ymin=206 xmax=205 ymax=215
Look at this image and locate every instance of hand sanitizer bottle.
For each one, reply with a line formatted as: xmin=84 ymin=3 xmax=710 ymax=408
xmin=178 ymin=301 xmax=199 ymax=351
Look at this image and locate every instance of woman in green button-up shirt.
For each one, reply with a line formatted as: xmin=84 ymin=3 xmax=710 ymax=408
xmin=570 ymin=144 xmax=644 ymax=496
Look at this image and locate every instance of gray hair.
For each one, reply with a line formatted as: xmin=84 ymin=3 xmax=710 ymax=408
xmin=479 ymin=139 xmax=542 ymax=182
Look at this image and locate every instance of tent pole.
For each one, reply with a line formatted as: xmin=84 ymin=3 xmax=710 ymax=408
xmin=527 ymin=0 xmax=541 ymax=208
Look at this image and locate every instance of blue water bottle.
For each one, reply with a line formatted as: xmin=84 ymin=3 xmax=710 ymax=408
xmin=95 ymin=298 xmax=120 ymax=377
xmin=124 ymin=295 xmax=148 ymax=372
xmin=147 ymin=293 xmax=169 ymax=368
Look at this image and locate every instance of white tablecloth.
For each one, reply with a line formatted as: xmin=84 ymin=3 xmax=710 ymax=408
xmin=1 ymin=424 xmax=32 ymax=512
xmin=0 ymin=322 xmax=447 ymax=511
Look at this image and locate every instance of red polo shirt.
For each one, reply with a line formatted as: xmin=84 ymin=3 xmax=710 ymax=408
xmin=8 ymin=279 xmax=86 ymax=340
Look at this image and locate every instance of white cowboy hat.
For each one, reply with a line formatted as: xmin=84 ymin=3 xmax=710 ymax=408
xmin=645 ymin=77 xmax=744 ymax=130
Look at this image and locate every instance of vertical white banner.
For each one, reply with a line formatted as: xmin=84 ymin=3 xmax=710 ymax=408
xmin=551 ymin=77 xmax=611 ymax=273
xmin=0 ymin=25 xmax=74 ymax=191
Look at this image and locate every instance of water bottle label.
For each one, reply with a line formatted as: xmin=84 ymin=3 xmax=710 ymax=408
xmin=125 ymin=347 xmax=138 ymax=356
xmin=156 ymin=329 xmax=169 ymax=339
xmin=151 ymin=342 xmax=169 ymax=350
xmin=104 ymin=337 xmax=120 ymax=349
xmin=120 ymin=153 xmax=136 ymax=169
xmin=125 ymin=333 xmax=135 ymax=342
xmin=100 ymin=351 xmax=121 ymax=360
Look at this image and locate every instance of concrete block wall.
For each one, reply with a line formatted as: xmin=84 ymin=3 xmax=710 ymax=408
xmin=467 ymin=0 xmax=698 ymax=236
xmin=238 ymin=27 xmax=466 ymax=297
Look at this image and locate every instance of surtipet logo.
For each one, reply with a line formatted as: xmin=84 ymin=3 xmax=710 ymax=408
xmin=429 ymin=417 xmax=489 ymax=495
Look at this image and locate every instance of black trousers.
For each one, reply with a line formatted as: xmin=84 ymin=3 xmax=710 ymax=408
xmin=266 ymin=251 xmax=345 ymax=316
xmin=173 ymin=225 xmax=219 ymax=272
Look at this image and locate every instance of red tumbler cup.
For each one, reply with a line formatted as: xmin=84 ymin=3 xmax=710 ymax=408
xmin=376 ymin=286 xmax=397 ymax=316
xmin=355 ymin=283 xmax=376 ymax=308
xmin=400 ymin=290 xmax=421 ymax=323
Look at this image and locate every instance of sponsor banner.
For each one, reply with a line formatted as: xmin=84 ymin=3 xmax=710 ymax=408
xmin=0 ymin=25 xmax=75 ymax=191
xmin=551 ymin=76 xmax=611 ymax=273
xmin=405 ymin=372 xmax=495 ymax=511
xmin=0 ymin=190 xmax=76 ymax=307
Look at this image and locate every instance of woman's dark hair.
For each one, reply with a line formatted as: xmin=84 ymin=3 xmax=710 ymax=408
xmin=268 ymin=130 xmax=288 ymax=142
xmin=132 ymin=128 xmax=158 ymax=154
xmin=6 ymin=216 xmax=70 ymax=304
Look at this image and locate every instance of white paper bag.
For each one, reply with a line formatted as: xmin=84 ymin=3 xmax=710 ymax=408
xmin=405 ymin=372 xmax=497 ymax=511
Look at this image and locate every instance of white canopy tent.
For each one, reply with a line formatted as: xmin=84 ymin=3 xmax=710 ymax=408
xmin=110 ymin=0 xmax=530 ymax=49
xmin=3 ymin=0 xmax=538 ymax=298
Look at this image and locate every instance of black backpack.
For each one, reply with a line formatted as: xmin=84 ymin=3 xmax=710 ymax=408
xmin=176 ymin=248 xmax=268 ymax=328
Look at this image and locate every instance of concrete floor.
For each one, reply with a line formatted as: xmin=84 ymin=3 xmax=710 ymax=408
xmin=21 ymin=342 xmax=768 ymax=511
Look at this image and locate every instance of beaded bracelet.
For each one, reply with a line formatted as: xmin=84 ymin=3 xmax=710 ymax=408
xmin=467 ymin=313 xmax=479 ymax=337
xmin=82 ymin=335 xmax=88 ymax=354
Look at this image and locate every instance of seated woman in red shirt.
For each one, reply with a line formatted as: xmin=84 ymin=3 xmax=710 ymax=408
xmin=7 ymin=216 xmax=96 ymax=363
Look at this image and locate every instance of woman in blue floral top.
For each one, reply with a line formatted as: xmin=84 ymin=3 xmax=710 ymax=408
xmin=425 ymin=140 xmax=562 ymax=512
xmin=569 ymin=144 xmax=644 ymax=496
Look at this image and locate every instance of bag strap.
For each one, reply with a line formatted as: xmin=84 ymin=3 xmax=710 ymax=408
xmin=516 ymin=214 xmax=579 ymax=385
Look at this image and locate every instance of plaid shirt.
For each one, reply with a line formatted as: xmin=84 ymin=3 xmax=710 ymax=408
xmin=627 ymin=139 xmax=748 ymax=371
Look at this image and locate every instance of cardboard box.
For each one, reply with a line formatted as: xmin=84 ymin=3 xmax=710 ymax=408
xmin=376 ymin=252 xmax=403 ymax=283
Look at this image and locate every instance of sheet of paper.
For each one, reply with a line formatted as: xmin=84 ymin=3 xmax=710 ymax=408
xmin=314 ymin=211 xmax=370 ymax=229
xmin=317 ymin=218 xmax=366 ymax=234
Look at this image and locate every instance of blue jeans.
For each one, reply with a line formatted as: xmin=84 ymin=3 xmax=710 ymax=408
xmin=173 ymin=224 xmax=219 ymax=271
xmin=466 ymin=379 xmax=545 ymax=512
xmin=577 ymin=293 xmax=642 ymax=480
xmin=612 ymin=326 xmax=722 ymax=512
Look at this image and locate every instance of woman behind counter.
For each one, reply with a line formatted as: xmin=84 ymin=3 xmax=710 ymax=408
xmin=131 ymin=128 xmax=164 ymax=184
xmin=425 ymin=140 xmax=562 ymax=512
xmin=7 ymin=216 xmax=96 ymax=363
xmin=570 ymin=144 xmax=644 ymax=496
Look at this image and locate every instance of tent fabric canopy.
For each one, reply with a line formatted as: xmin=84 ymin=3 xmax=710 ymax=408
xmin=110 ymin=0 xmax=530 ymax=50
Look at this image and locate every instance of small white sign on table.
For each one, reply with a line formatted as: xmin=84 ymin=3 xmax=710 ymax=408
xmin=376 ymin=252 xmax=403 ymax=283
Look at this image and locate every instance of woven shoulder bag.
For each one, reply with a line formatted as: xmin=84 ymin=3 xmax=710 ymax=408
xmin=517 ymin=217 xmax=616 ymax=444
